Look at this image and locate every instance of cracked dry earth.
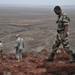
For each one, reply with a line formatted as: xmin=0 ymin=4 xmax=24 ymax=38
xmin=0 ymin=48 xmax=75 ymax=75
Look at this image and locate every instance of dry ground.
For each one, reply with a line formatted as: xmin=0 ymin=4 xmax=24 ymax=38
xmin=0 ymin=48 xmax=75 ymax=75
xmin=0 ymin=6 xmax=75 ymax=53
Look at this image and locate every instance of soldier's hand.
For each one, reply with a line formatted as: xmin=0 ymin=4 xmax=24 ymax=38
xmin=61 ymin=35 xmax=65 ymax=41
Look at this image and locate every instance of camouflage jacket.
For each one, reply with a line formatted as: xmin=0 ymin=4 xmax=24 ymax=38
xmin=15 ymin=37 xmax=24 ymax=50
xmin=56 ymin=12 xmax=70 ymax=33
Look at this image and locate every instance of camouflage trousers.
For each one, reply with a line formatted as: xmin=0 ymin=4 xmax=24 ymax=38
xmin=52 ymin=32 xmax=73 ymax=55
xmin=0 ymin=48 xmax=3 ymax=55
xmin=15 ymin=48 xmax=22 ymax=60
xmin=0 ymin=50 xmax=3 ymax=55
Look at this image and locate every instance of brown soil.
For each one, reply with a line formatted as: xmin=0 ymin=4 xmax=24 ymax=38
xmin=0 ymin=48 xmax=75 ymax=75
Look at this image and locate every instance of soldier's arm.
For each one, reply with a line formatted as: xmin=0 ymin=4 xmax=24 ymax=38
xmin=63 ymin=15 xmax=70 ymax=38
xmin=62 ymin=15 xmax=69 ymax=40
xmin=61 ymin=25 xmax=68 ymax=41
xmin=64 ymin=25 xmax=68 ymax=38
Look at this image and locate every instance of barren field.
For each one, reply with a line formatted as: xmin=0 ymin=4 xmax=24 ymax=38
xmin=0 ymin=48 xmax=75 ymax=75
xmin=0 ymin=6 xmax=75 ymax=53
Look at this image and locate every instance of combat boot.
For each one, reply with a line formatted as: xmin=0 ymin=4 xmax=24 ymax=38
xmin=70 ymin=53 xmax=75 ymax=63
xmin=45 ymin=53 xmax=55 ymax=62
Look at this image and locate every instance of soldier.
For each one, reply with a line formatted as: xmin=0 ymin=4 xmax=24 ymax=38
xmin=0 ymin=41 xmax=3 ymax=55
xmin=15 ymin=34 xmax=24 ymax=62
xmin=46 ymin=6 xmax=75 ymax=63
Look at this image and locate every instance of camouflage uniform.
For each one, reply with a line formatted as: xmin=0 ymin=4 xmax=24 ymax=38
xmin=52 ymin=13 xmax=73 ymax=55
xmin=15 ymin=37 xmax=24 ymax=60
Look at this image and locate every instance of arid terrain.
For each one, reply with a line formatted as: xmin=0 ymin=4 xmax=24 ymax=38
xmin=0 ymin=5 xmax=75 ymax=75
xmin=0 ymin=48 xmax=75 ymax=75
xmin=0 ymin=6 xmax=75 ymax=53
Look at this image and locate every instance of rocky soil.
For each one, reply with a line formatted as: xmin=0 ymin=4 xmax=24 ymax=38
xmin=0 ymin=48 xmax=75 ymax=75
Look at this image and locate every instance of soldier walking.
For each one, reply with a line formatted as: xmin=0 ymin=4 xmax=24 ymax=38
xmin=15 ymin=34 xmax=24 ymax=62
xmin=46 ymin=6 xmax=75 ymax=63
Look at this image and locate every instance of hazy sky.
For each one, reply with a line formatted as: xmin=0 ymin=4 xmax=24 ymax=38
xmin=0 ymin=0 xmax=75 ymax=6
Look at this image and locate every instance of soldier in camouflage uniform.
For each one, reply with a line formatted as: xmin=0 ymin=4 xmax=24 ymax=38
xmin=46 ymin=6 xmax=75 ymax=63
xmin=15 ymin=34 xmax=24 ymax=62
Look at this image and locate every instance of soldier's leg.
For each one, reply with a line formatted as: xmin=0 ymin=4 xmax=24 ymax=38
xmin=62 ymin=36 xmax=75 ymax=63
xmin=52 ymin=34 xmax=61 ymax=53
xmin=0 ymin=49 xmax=3 ymax=55
xmin=46 ymin=34 xmax=61 ymax=61
xmin=62 ymin=35 xmax=73 ymax=55
xmin=19 ymin=49 xmax=22 ymax=60
xmin=15 ymin=49 xmax=19 ymax=60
